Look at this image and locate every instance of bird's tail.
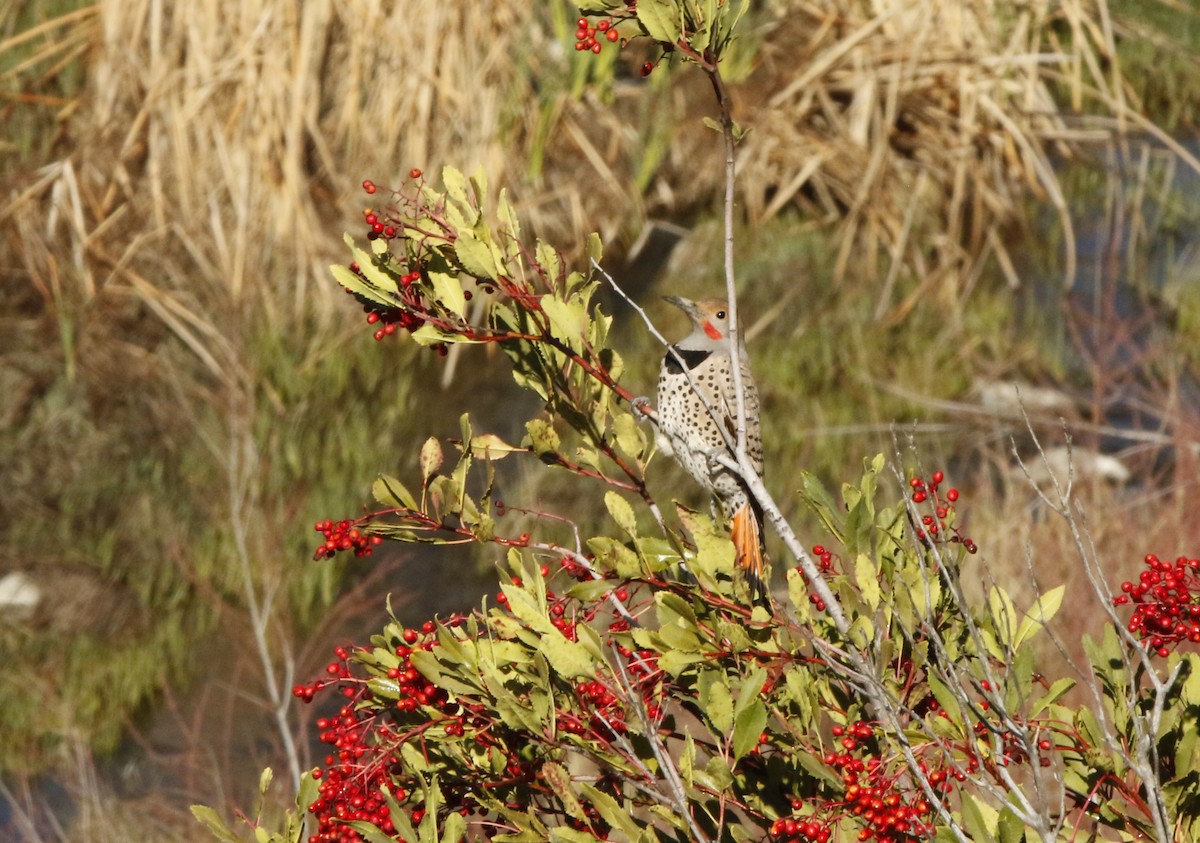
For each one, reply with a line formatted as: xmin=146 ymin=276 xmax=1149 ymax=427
xmin=730 ymin=501 xmax=770 ymax=609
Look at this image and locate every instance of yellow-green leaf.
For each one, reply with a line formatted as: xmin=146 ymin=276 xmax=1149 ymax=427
xmin=540 ymin=296 xmax=586 ymax=346
xmin=374 ymin=474 xmax=418 ymax=510
xmin=330 ymin=262 xmax=392 ymax=308
xmin=189 ymin=806 xmax=240 ymax=843
xmin=637 ymin=0 xmax=681 ymax=45
xmin=428 ymin=270 xmax=467 ymax=318
xmin=420 ymin=436 xmax=444 ymax=482
xmin=539 ymin=633 xmax=595 ymax=679
xmin=699 ymin=671 xmax=734 ymax=734
xmin=604 ymin=491 xmax=637 ymax=537
xmin=854 ymin=553 xmax=881 ymax=611
xmin=732 ymin=698 xmax=767 ymax=760
xmin=470 ymin=433 xmax=522 ymax=461
xmin=455 ymin=233 xmax=499 ymax=279
xmin=1014 ymin=585 xmax=1065 ymax=649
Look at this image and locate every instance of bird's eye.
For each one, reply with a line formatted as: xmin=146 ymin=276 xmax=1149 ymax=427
xmin=716 ymin=310 xmax=726 ymax=319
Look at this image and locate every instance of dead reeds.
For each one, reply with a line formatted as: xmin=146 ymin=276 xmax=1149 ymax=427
xmin=731 ymin=0 xmax=1179 ymax=312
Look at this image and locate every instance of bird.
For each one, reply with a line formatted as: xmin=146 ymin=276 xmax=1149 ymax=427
xmin=654 ymin=295 xmax=768 ymax=605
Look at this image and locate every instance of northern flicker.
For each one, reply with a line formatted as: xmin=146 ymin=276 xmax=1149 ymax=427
xmin=655 ymin=296 xmax=768 ymax=604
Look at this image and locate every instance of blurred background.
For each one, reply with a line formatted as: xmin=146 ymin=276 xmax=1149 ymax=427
xmin=2 ymin=1 xmax=1200 ymax=839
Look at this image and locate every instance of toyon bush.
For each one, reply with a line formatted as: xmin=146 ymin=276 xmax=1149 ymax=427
xmin=196 ymin=2 xmax=1200 ymax=842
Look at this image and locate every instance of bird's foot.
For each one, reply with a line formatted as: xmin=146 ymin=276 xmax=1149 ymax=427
xmin=631 ymin=396 xmax=655 ymax=420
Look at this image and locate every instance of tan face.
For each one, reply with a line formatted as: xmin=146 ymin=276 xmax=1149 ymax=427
xmin=693 ymin=299 xmax=730 ymax=341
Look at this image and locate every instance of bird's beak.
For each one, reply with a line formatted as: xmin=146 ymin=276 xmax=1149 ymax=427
xmin=663 ymin=295 xmax=698 ymax=315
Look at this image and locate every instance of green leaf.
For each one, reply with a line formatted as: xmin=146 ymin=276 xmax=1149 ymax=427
xmin=997 ymin=806 xmax=1025 ymax=843
xmin=455 ymin=233 xmax=499 ymax=279
xmin=470 ymin=433 xmax=521 ymax=461
xmin=1013 ymin=585 xmax=1065 ymax=649
xmin=927 ymin=674 xmax=963 ymax=726
xmin=1177 ymin=724 xmax=1200 ymax=779
xmin=587 ymin=536 xmax=642 ymax=579
xmin=542 ymin=762 xmax=587 ymax=823
xmin=381 ymin=780 xmax=419 ymax=841
xmin=580 ymin=783 xmax=641 ymax=839
xmin=604 ymin=491 xmax=638 ymax=537
xmin=189 ymin=805 xmax=240 ymax=843
xmin=539 ymin=633 xmax=596 ymax=680
xmin=658 ymin=648 xmax=707 ymax=675
xmin=657 ymin=617 xmax=702 ymax=653
xmin=699 ymin=671 xmax=734 ymax=734
xmin=440 ymin=811 xmax=467 ymax=843
xmin=442 ymin=165 xmax=471 ymax=209
xmin=374 ymin=474 xmax=418 ymax=511
xmin=565 ymin=578 xmax=619 ymax=602
xmin=989 ymin=586 xmax=1019 ymax=647
xmin=798 ymin=471 xmax=845 ymax=542
xmin=409 ymin=322 xmax=458 ymax=346
xmin=330 ymin=262 xmax=396 ymax=308
xmin=540 ymin=295 xmax=587 ymax=346
xmin=549 ymin=830 xmax=604 ymax=843
xmin=960 ymin=792 xmax=998 ymax=842
xmin=346 ymin=820 xmax=403 ymax=843
xmin=366 ymin=677 xmax=401 ymax=700
xmin=428 ymin=270 xmax=467 ymax=319
xmin=637 ymin=0 xmax=681 ymax=44
xmin=676 ymin=506 xmax=734 ymax=589
xmin=1030 ymin=678 xmax=1075 ymax=717
xmin=732 ymin=698 xmax=767 ymax=760
xmin=585 ymin=232 xmax=603 ymax=265
xmin=854 ymin=553 xmax=881 ymax=611
xmin=612 ymin=411 xmax=647 ymax=462
xmin=497 ymin=189 xmax=521 ymax=247
xmin=1182 ymin=653 xmax=1200 ymax=706
xmin=734 ymin=667 xmax=767 ymax=720
xmin=679 ymin=732 xmax=696 ymax=788
xmin=785 ymin=568 xmax=812 ymax=622
xmin=524 ymin=418 xmax=560 ymax=458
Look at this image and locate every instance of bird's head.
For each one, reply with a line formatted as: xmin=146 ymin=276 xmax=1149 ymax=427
xmin=665 ymin=295 xmax=732 ymax=346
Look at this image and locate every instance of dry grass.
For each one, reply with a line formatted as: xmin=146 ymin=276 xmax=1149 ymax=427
xmin=728 ymin=1 xmax=1199 ymax=313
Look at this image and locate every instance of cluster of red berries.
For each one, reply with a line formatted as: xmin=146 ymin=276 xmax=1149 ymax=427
xmin=1114 ymin=553 xmax=1200 ymax=657
xmin=909 ymin=471 xmax=976 ymax=554
xmin=772 ymin=721 xmax=943 ymax=843
xmin=796 ymin=545 xmax=839 ymax=612
xmin=573 ymin=13 xmax=658 ymax=76
xmin=312 ymin=518 xmax=381 ymax=561
xmin=299 ymin=629 xmax=489 ymax=842
xmin=298 ymin=645 xmax=401 ymax=842
xmin=305 ymin=704 xmax=405 ymax=841
xmin=292 ymin=577 xmax=666 ymax=842
xmin=574 ymin=16 xmax=621 ymax=53
xmin=346 ymin=172 xmax=453 ymax=354
xmin=387 ymin=623 xmax=448 ymax=711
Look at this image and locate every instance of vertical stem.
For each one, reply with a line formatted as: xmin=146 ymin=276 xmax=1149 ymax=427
xmin=707 ymin=66 xmax=749 ymax=465
xmin=228 ymin=402 xmax=303 ymax=789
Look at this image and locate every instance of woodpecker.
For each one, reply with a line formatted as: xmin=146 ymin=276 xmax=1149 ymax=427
xmin=655 ymin=295 xmax=767 ymax=605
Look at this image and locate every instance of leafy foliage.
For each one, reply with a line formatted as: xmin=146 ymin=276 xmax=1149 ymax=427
xmin=195 ymin=2 xmax=1200 ymax=841
xmin=196 ymin=164 xmax=1200 ymax=843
